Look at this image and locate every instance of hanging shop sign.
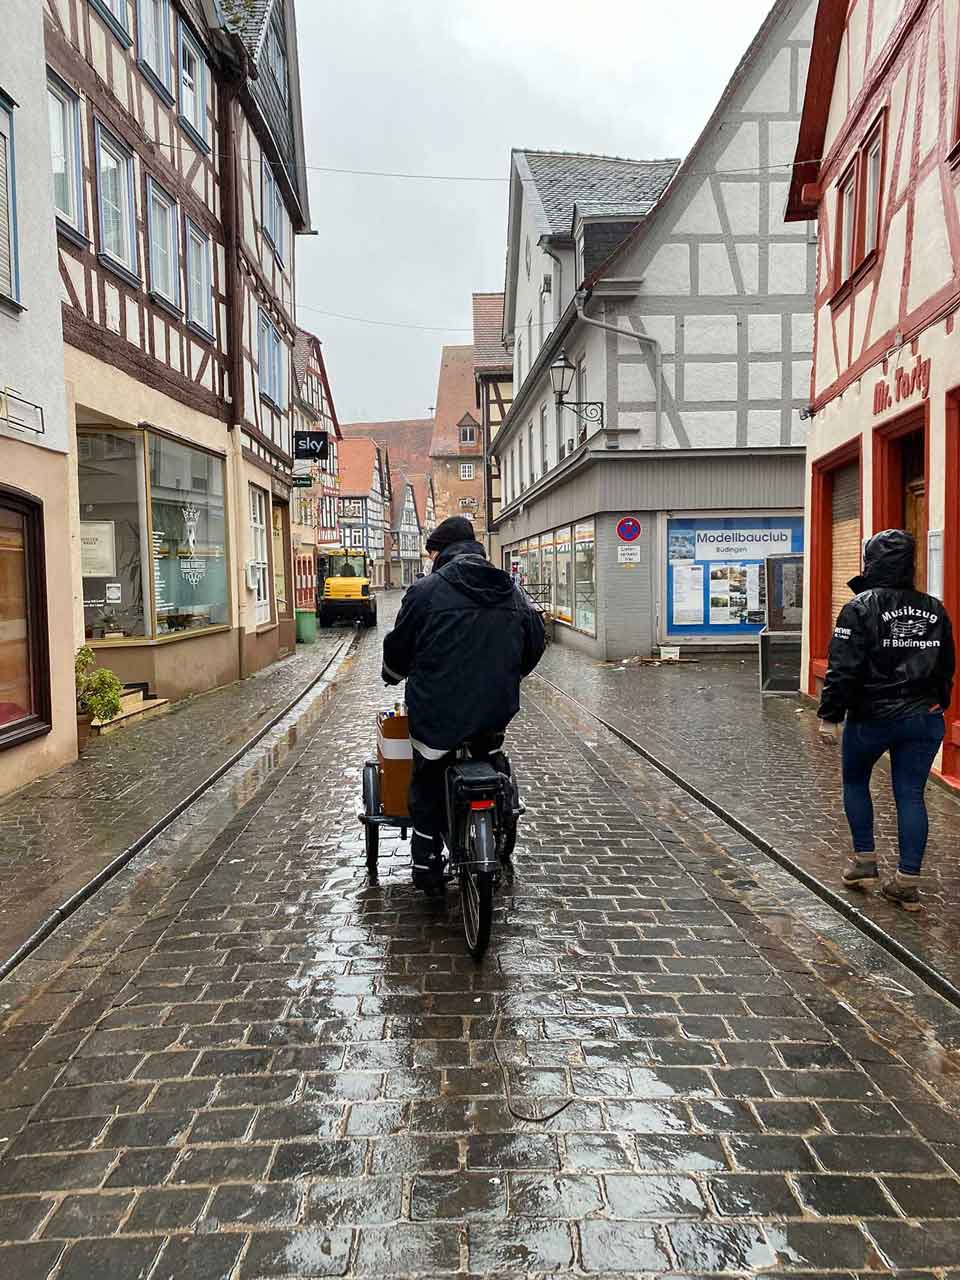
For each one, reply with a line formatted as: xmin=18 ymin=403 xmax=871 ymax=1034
xmin=616 ymin=516 xmax=642 ymax=543
xmin=666 ymin=515 xmax=804 ymax=637
xmin=293 ymin=431 xmax=329 ymax=461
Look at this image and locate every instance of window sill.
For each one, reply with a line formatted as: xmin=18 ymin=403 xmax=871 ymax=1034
xmin=829 ymin=249 xmax=878 ymax=308
xmin=150 ymin=290 xmax=183 ymax=321
xmin=97 ymin=252 xmax=141 ymax=291
xmin=178 ymin=116 xmax=210 ymax=155
xmin=0 ymin=293 xmax=25 ymax=318
xmin=88 ymin=0 xmax=132 ymax=47
xmin=256 ymin=620 xmax=278 ymax=635
xmin=187 ymin=318 xmax=215 ymax=344
xmin=56 ymin=219 xmax=91 ymax=251
xmin=0 ymin=716 xmax=52 ymax=753
xmin=91 ymin=625 xmax=231 ymax=647
xmin=260 ymin=392 xmax=283 ymax=413
xmin=137 ymin=60 xmax=175 ymax=108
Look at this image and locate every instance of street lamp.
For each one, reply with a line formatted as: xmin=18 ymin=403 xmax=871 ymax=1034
xmin=549 ymin=349 xmax=604 ymax=433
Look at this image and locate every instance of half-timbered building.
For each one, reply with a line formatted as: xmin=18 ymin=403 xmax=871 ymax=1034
xmin=338 ymin=438 xmax=388 ymax=587
xmin=788 ymin=0 xmax=960 ymax=786
xmin=472 ymin=292 xmax=514 ymax=539
xmin=43 ymin=0 xmax=310 ymax=699
xmin=0 ymin=0 xmax=77 ymax=795
xmin=430 ymin=345 xmax=487 ymax=533
xmin=291 ymin=325 xmax=341 ymax=637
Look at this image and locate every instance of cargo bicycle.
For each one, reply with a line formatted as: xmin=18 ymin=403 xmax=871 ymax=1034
xmin=359 ymin=709 xmax=521 ymax=960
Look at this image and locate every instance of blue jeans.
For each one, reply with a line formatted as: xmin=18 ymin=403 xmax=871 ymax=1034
xmin=841 ymin=712 xmax=945 ymax=875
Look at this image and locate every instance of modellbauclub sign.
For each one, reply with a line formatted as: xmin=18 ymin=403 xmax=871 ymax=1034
xmin=293 ymin=431 xmax=329 ymax=461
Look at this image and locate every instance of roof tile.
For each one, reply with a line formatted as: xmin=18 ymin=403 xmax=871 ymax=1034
xmin=517 ymin=150 xmax=680 ymax=236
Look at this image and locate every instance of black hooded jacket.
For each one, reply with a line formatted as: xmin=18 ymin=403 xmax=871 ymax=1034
xmin=818 ymin=529 xmax=955 ymax=724
xmin=382 ymin=540 xmax=546 ymax=753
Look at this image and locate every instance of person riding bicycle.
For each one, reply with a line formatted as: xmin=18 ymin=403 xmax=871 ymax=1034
xmin=381 ymin=516 xmax=546 ymax=892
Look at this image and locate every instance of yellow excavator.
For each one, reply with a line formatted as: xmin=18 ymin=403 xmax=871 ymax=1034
xmin=318 ymin=549 xmax=377 ymax=628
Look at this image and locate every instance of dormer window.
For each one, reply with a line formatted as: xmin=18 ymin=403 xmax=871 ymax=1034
xmin=459 ymin=423 xmax=476 ymax=445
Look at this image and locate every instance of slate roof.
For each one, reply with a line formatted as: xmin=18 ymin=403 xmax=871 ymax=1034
xmin=517 ymin=150 xmax=680 ymax=238
xmin=338 ymin=438 xmax=379 ymax=498
xmin=219 ymin=0 xmax=274 ymax=59
xmin=430 ymin=346 xmax=480 ymax=457
xmin=340 ymin=420 xmax=434 ymax=477
xmin=472 ymin=293 xmax=512 ymax=376
xmin=573 ymin=198 xmax=659 ymax=222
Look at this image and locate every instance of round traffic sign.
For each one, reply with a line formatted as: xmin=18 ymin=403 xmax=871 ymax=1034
xmin=616 ymin=516 xmax=642 ymax=543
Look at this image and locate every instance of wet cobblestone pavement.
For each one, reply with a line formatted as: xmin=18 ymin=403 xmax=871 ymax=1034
xmin=539 ymin=643 xmax=960 ymax=998
xmin=0 ymin=635 xmax=342 ymax=972
xmin=4 ymin=604 xmax=960 ymax=1275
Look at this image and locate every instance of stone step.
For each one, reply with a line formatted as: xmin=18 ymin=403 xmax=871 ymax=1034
xmin=92 ymin=696 xmax=170 ymax=735
xmin=119 ymin=687 xmax=146 ymax=713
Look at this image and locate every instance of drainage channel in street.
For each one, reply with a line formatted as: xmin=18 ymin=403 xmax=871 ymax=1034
xmin=0 ymin=630 xmax=362 ymax=992
xmin=534 ymin=670 xmax=960 ymax=1025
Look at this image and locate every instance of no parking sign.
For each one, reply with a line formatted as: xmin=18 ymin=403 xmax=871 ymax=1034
xmin=616 ymin=516 xmax=642 ymax=543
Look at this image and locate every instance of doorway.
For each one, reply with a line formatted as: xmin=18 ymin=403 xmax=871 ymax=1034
xmin=873 ymin=411 xmax=928 ymax=590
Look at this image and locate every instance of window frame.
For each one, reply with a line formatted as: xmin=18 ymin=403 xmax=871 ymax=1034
xmin=88 ymin=0 xmax=133 ymax=48
xmin=458 ymin=423 xmax=476 ymax=445
xmin=266 ymin=23 xmax=288 ymax=102
xmin=94 ymin=120 xmax=138 ymax=283
xmin=258 ymin=309 xmax=284 ymax=409
xmin=0 ymin=91 xmax=20 ymax=309
xmin=177 ymin=21 xmax=209 ymax=151
xmin=0 ymin=485 xmax=52 ymax=752
xmin=136 ymin=0 xmax=174 ymax=105
xmin=539 ymin=403 xmax=549 ymax=475
xmin=249 ymin=484 xmax=271 ymax=626
xmin=146 ymin=177 xmax=179 ymax=311
xmin=47 ymin=74 xmax=85 ymax=238
xmin=261 ymin=159 xmax=284 ymax=262
xmin=185 ymin=216 xmax=214 ymax=337
xmin=832 ymin=110 xmax=886 ymax=300
xmin=459 ymin=462 xmax=475 ymax=481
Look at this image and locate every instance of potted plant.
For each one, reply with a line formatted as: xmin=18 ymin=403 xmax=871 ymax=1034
xmin=75 ymin=646 xmax=123 ymax=749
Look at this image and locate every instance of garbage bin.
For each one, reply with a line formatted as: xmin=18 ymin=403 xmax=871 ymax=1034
xmin=296 ymin=608 xmax=317 ymax=644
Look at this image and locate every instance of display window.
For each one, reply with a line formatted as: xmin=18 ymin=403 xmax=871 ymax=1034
xmin=574 ymin=520 xmax=596 ymax=635
xmin=78 ymin=428 xmax=228 ymax=642
xmin=665 ymin=515 xmax=804 ymax=637
xmin=554 ymin=526 xmax=573 ymax=624
xmin=0 ymin=489 xmax=51 ymax=750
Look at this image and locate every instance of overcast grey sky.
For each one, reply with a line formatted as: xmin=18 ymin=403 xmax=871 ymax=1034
xmin=294 ymin=0 xmax=774 ymax=424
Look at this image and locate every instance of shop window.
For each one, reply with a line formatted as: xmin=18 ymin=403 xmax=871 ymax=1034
xmin=48 ymin=77 xmax=84 ymax=234
xmin=554 ymin=527 xmax=573 ymax=624
xmin=79 ymin=429 xmax=228 ymax=641
xmin=249 ymin=486 xmax=270 ymax=625
xmin=540 ymin=532 xmax=555 ymax=611
xmin=0 ymin=490 xmax=51 ymax=750
xmin=148 ymin=435 xmax=228 ymax=635
xmin=574 ymin=520 xmax=596 ymax=634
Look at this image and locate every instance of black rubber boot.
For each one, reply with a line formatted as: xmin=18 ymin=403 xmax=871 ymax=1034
xmin=881 ymin=872 xmax=922 ymax=912
xmin=842 ymin=856 xmax=879 ymax=888
xmin=411 ymin=832 xmax=445 ymax=896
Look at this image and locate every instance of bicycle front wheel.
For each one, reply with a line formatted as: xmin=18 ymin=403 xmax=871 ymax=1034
xmin=460 ymin=809 xmax=495 ymax=960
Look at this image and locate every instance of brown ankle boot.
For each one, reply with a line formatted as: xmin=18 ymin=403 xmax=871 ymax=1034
xmin=842 ymin=857 xmax=879 ymax=888
xmin=880 ymin=872 xmax=922 ymax=912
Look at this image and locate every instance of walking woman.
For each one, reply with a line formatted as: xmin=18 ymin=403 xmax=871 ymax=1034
xmin=818 ymin=529 xmax=955 ymax=911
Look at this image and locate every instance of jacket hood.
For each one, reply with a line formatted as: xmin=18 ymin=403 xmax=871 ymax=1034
xmin=435 ymin=542 xmax=515 ymax=606
xmin=849 ymin=528 xmax=916 ymax=593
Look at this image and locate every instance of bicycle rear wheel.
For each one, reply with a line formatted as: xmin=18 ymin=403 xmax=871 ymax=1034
xmin=460 ymin=810 xmax=495 ymax=960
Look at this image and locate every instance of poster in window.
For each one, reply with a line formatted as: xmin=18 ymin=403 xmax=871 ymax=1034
xmin=80 ymin=521 xmax=117 ymax=577
xmin=673 ymin=564 xmax=703 ymax=625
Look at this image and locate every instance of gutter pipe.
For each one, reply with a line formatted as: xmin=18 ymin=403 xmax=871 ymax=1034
xmin=574 ymin=289 xmax=663 ymax=448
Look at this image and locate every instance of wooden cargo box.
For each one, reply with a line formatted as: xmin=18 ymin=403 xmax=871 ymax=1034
xmin=377 ymin=711 xmax=412 ymax=818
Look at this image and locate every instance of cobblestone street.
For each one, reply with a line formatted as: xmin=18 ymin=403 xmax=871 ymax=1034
xmin=4 ymin=607 xmax=960 ymax=1275
xmin=538 ymin=644 xmax=960 ymax=997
